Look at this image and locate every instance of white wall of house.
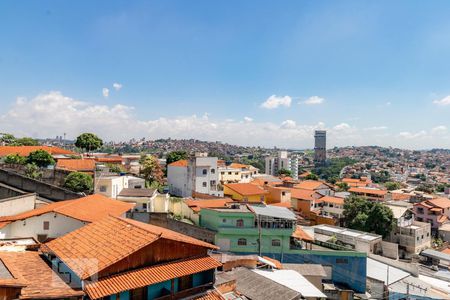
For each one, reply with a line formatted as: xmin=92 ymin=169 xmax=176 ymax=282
xmin=95 ymin=176 xmax=145 ymax=198
xmin=117 ymin=193 xmax=169 ymax=213
xmin=0 ymin=194 xmax=37 ymax=217
xmin=322 ymin=202 xmax=344 ymax=218
xmin=0 ymin=212 xmax=87 ymax=241
xmin=168 ymin=166 xmax=189 ymax=197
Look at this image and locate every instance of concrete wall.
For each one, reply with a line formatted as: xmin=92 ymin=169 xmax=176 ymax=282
xmin=380 ymin=241 xmax=399 ymax=260
xmin=167 ymin=166 xmax=188 ymax=197
xmin=0 ymin=169 xmax=81 ymax=201
xmin=368 ymin=253 xmax=418 ymax=277
xmin=149 ymin=213 xmax=215 ymax=243
xmin=0 ymin=193 xmax=37 ymax=216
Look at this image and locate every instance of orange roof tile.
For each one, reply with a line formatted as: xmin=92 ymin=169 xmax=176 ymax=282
xmin=229 ymin=163 xmax=250 ymax=169
xmin=0 ymin=251 xmax=83 ymax=299
xmin=348 ymin=187 xmax=387 ymax=196
xmin=261 ymin=256 xmax=283 ymax=269
xmin=0 ymin=146 xmax=76 ymax=157
xmin=438 ymin=215 xmax=449 ymax=224
xmin=84 ymin=256 xmax=222 ymax=299
xmin=429 ymin=197 xmax=450 ymax=209
xmin=0 ymin=194 xmax=134 ymax=223
xmin=56 ymin=159 xmax=96 ymax=171
xmin=391 ymin=193 xmax=411 ymax=201
xmin=224 ymin=183 xmax=268 ymax=196
xmin=192 ymin=289 xmax=225 ymax=300
xmin=168 ymin=159 xmax=188 ymax=167
xmin=321 ymin=196 xmax=344 ymax=205
xmin=289 ymin=188 xmax=318 ymax=201
xmin=294 ymin=180 xmax=331 ymax=191
xmin=441 ymin=248 xmax=450 ymax=255
xmin=269 ymin=202 xmax=292 ymax=208
xmin=185 ymin=199 xmax=235 ymax=213
xmin=94 ymin=157 xmax=123 ymax=163
xmin=43 ymin=216 xmax=218 ymax=280
xmin=292 ymin=226 xmax=314 ymax=242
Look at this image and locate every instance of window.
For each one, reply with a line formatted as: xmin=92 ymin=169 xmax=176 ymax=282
xmin=228 ymin=172 xmax=232 ymax=175
xmin=203 ymin=169 xmax=207 ymax=175
xmin=130 ymin=287 xmax=147 ymax=300
xmin=222 ymin=218 xmax=227 ymax=223
xmin=235 ymin=172 xmax=239 ymax=175
xmin=142 ymin=203 xmax=147 ymax=210
xmin=282 ymin=191 xmax=286 ymax=196
xmin=211 ymin=168 xmax=215 ymax=174
xmin=272 ymin=239 xmax=281 ymax=247
xmin=236 ymin=219 xmax=244 ymax=227
xmin=99 ymin=185 xmax=107 ymax=192
xmin=238 ymin=238 xmax=247 ymax=246
xmin=260 ymin=195 xmax=264 ymax=201
xmin=202 ymin=182 xmax=207 ymax=187
xmin=43 ymin=221 xmax=50 ymax=230
xmin=336 ymin=258 xmax=348 ymax=264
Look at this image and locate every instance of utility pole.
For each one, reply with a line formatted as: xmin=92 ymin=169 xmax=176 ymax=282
xmin=404 ymin=281 xmax=427 ymax=299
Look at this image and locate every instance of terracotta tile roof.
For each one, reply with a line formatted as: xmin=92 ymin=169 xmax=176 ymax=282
xmin=441 ymin=248 xmax=450 ymax=255
xmin=0 ymin=146 xmax=76 ymax=157
xmin=43 ymin=216 xmax=218 ymax=280
xmin=321 ymin=196 xmax=344 ymax=205
xmin=291 ymin=226 xmax=314 ymax=242
xmin=184 ymin=199 xmax=235 ymax=213
xmin=224 ymin=183 xmax=268 ymax=196
xmin=294 ymin=180 xmax=331 ymax=191
xmin=349 ymin=187 xmax=387 ymax=196
xmin=428 ymin=197 xmax=450 ymax=209
xmin=269 ymin=202 xmax=292 ymax=208
xmin=84 ymin=255 xmax=221 ymax=299
xmin=391 ymin=192 xmax=411 ymax=201
xmin=0 ymin=194 xmax=134 ymax=223
xmin=94 ymin=157 xmax=123 ymax=163
xmin=438 ymin=215 xmax=449 ymax=224
xmin=168 ymin=159 xmax=188 ymax=167
xmin=0 ymin=251 xmax=83 ymax=299
xmin=289 ymin=188 xmax=318 ymax=201
xmin=229 ymin=163 xmax=250 ymax=170
xmin=261 ymin=256 xmax=283 ymax=269
xmin=56 ymin=159 xmax=96 ymax=171
xmin=192 ymin=289 xmax=225 ymax=300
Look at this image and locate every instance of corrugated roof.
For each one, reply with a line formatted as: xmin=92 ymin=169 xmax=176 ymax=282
xmin=84 ymin=256 xmax=221 ymax=299
xmin=56 ymin=159 xmax=96 ymax=171
xmin=43 ymin=216 xmax=218 ymax=280
xmin=0 ymin=194 xmax=134 ymax=223
xmin=0 ymin=146 xmax=76 ymax=157
xmin=0 ymin=251 xmax=83 ymax=299
xmin=249 ymin=205 xmax=296 ymax=220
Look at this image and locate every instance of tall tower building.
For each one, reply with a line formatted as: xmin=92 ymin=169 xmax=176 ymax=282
xmin=314 ymin=130 xmax=326 ymax=165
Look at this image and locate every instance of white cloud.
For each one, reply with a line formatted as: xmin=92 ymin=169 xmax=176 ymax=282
xmin=431 ymin=125 xmax=447 ymax=134
xmin=433 ymin=95 xmax=450 ymax=106
xmin=302 ymin=96 xmax=324 ymax=105
xmin=398 ymin=130 xmax=427 ymax=139
xmin=260 ymin=95 xmax=292 ymax=109
xmin=244 ymin=117 xmax=253 ymax=123
xmin=102 ymin=88 xmax=109 ymax=98
xmin=280 ymin=120 xmax=296 ymax=129
xmin=113 ymin=83 xmax=123 ymax=91
xmin=333 ymin=123 xmax=351 ymax=131
xmin=365 ymin=126 xmax=388 ymax=131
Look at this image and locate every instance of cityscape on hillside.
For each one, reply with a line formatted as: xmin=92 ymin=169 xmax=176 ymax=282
xmin=1 ymin=1 xmax=450 ymax=300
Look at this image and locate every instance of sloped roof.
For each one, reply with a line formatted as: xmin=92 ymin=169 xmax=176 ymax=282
xmin=249 ymin=205 xmax=296 ymax=220
xmin=118 ymin=188 xmax=156 ymax=198
xmin=291 ymin=226 xmax=314 ymax=242
xmin=184 ymin=198 xmax=235 ymax=213
xmin=294 ymin=180 xmax=331 ymax=191
xmin=56 ymin=159 xmax=96 ymax=171
xmin=349 ymin=187 xmax=387 ymax=196
xmin=43 ymin=216 xmax=218 ymax=280
xmin=0 ymin=146 xmax=76 ymax=157
xmin=168 ymin=159 xmax=188 ymax=167
xmin=289 ymin=188 xmax=318 ymax=201
xmin=321 ymin=196 xmax=344 ymax=205
xmin=84 ymin=256 xmax=221 ymax=299
xmin=224 ymin=183 xmax=268 ymax=196
xmin=428 ymin=197 xmax=450 ymax=209
xmin=0 ymin=251 xmax=83 ymax=299
xmin=0 ymin=194 xmax=134 ymax=224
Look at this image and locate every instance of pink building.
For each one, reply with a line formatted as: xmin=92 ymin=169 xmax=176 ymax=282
xmin=414 ymin=198 xmax=450 ymax=231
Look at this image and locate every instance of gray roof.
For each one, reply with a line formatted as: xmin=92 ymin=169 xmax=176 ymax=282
xmin=216 ymin=267 xmax=300 ymax=300
xmin=117 ymin=188 xmax=156 ymax=197
xmin=283 ymin=263 xmax=327 ymax=277
xmin=0 ymin=260 xmax=12 ymax=279
xmin=250 ymin=205 xmax=296 ymax=220
xmin=421 ymin=249 xmax=450 ymax=262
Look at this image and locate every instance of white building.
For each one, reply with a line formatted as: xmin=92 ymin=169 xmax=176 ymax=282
xmin=117 ymin=188 xmax=169 ymax=213
xmin=94 ymin=175 xmax=145 ymax=198
xmin=265 ymin=151 xmax=299 ymax=180
xmin=219 ymin=163 xmax=259 ymax=184
xmin=0 ymin=194 xmax=134 ymax=242
xmin=167 ymin=153 xmax=223 ymax=198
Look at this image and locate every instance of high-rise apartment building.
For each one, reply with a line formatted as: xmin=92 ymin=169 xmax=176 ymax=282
xmin=314 ymin=130 xmax=326 ymax=165
xmin=265 ymin=151 xmax=299 ymax=180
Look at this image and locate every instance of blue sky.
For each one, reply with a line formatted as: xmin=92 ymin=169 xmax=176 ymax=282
xmin=1 ymin=1 xmax=450 ymax=149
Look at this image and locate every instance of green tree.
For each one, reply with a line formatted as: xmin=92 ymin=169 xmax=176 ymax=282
xmin=343 ymin=195 xmax=395 ymax=237
xmin=4 ymin=153 xmax=27 ymax=165
xmin=64 ymin=172 xmax=93 ymax=193
xmin=0 ymin=133 xmax=16 ymax=145
xmin=305 ymin=173 xmax=319 ymax=180
xmin=166 ymin=150 xmax=188 ymax=165
xmin=336 ymin=182 xmax=350 ymax=191
xmin=75 ymin=133 xmax=103 ymax=152
xmin=384 ymin=181 xmax=401 ymax=191
xmin=416 ymin=183 xmax=434 ymax=194
xmin=27 ymin=150 xmax=55 ymax=168
xmin=277 ymin=168 xmax=293 ymax=177
xmin=24 ymin=164 xmax=42 ymax=179
xmin=140 ymin=155 xmax=164 ymax=185
xmin=14 ymin=137 xmax=39 ymax=146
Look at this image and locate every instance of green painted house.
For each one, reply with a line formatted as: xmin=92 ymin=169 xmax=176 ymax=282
xmin=200 ymin=204 xmax=298 ymax=255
